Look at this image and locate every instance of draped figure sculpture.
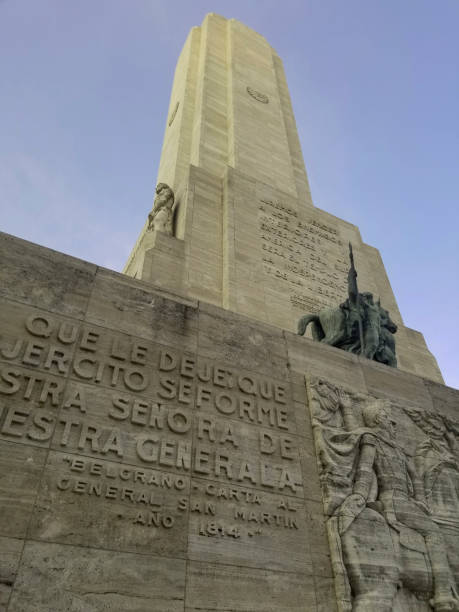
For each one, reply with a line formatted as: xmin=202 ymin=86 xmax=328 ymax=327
xmin=147 ymin=182 xmax=175 ymax=235
xmin=308 ymin=378 xmax=459 ymax=612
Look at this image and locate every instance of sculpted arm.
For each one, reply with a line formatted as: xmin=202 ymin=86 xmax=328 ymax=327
xmin=353 ymin=440 xmax=376 ymax=500
xmin=407 ymin=457 xmax=429 ymax=511
xmin=336 ymin=436 xmax=376 ymax=534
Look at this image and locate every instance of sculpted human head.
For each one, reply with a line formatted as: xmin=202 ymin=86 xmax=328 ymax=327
xmin=156 ymin=182 xmax=168 ymax=194
xmin=362 ymin=399 xmax=396 ymax=437
xmin=361 ymin=292 xmax=374 ymax=306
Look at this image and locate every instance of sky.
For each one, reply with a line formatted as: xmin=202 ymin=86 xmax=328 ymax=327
xmin=1 ymin=0 xmax=458 ymax=388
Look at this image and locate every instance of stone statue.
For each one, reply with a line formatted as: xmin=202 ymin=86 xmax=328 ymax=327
xmin=298 ymin=244 xmax=397 ymax=367
xmin=147 ymin=182 xmax=174 ymax=235
xmin=308 ymin=378 xmax=459 ymax=612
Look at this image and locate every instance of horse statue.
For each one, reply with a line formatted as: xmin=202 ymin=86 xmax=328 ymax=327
xmin=297 ymin=296 xmax=398 ymax=367
xmin=297 ymin=243 xmax=397 ymax=367
xmin=374 ymin=303 xmax=397 ymax=367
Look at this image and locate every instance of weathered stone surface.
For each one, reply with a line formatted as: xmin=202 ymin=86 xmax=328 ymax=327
xmin=29 ymin=451 xmax=189 ymax=556
xmin=0 ymin=227 xmax=458 ymax=611
xmin=286 ymin=329 xmax=367 ymax=392
xmin=1 ymin=224 xmax=458 ymax=611
xmin=86 ymin=268 xmax=198 ymax=353
xmin=197 ymin=302 xmax=289 ymax=379
xmin=360 ymin=356 xmax=436 ymax=410
xmin=185 ymin=561 xmax=316 ymax=611
xmin=307 ymin=376 xmax=459 ymax=611
xmin=0 ymin=441 xmax=46 ymax=538
xmin=8 ymin=541 xmax=186 ymax=611
xmin=0 ymin=233 xmax=96 ymax=319
xmin=187 ymin=478 xmax=311 ymax=573
xmin=314 ymin=575 xmax=339 ymax=612
xmin=0 ymin=537 xmax=23 ymax=609
xmin=425 ymin=378 xmax=459 ymax=422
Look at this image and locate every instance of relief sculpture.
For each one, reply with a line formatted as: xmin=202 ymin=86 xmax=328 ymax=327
xmin=307 ymin=378 xmax=459 ymax=612
xmin=406 ymin=408 xmax=459 ymax=591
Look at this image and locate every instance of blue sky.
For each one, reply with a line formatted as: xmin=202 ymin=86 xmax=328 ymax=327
xmin=1 ymin=0 xmax=458 ymax=388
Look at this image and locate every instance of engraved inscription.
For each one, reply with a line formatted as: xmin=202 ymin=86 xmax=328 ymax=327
xmin=258 ymin=200 xmax=349 ymax=312
xmin=0 ymin=311 xmax=304 ymax=506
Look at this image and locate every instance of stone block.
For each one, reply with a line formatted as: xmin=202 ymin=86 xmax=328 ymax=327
xmin=314 ymin=576 xmax=338 ymax=612
xmin=190 ymin=413 xmax=304 ymax=499
xmin=29 ymin=450 xmax=189 ymax=556
xmin=300 ymin=444 xmax=323 ymax=503
xmin=198 ymin=302 xmax=289 ymax=380
xmin=86 ymin=268 xmax=198 ymax=353
xmin=360 ymin=357 xmax=435 ymax=410
xmin=0 ymin=441 xmax=46 ymax=538
xmin=0 ymin=537 xmax=23 ymax=609
xmin=185 ymin=561 xmax=316 ymax=611
xmin=424 ymin=378 xmax=459 ymax=422
xmin=0 ymin=301 xmax=79 ymax=379
xmin=187 ymin=477 xmax=311 ymax=573
xmin=9 ymin=541 xmax=186 ymax=611
xmin=286 ymin=330 xmax=367 ymax=393
xmin=0 ymin=232 xmax=96 ymax=319
xmin=49 ymin=373 xmax=194 ymax=474
xmin=0 ymin=363 xmax=70 ymax=451
xmin=191 ymin=355 xmax=299 ymax=435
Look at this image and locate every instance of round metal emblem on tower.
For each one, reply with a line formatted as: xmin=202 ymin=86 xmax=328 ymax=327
xmin=246 ymin=86 xmax=269 ymax=104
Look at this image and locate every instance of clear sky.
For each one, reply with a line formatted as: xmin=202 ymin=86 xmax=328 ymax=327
xmin=1 ymin=0 xmax=458 ymax=388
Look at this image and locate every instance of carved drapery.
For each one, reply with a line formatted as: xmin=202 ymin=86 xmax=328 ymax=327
xmin=306 ymin=377 xmax=459 ymax=612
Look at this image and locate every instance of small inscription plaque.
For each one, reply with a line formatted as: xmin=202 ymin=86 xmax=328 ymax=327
xmin=257 ymin=199 xmax=348 ymax=312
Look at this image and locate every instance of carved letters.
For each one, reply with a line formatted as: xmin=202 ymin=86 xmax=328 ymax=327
xmin=0 ymin=308 xmax=305 ymax=545
xmin=258 ymin=200 xmax=348 ymax=312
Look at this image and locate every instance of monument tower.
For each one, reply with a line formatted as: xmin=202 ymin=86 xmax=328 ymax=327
xmin=1 ymin=13 xmax=458 ymax=612
xmin=124 ymin=13 xmax=442 ymax=383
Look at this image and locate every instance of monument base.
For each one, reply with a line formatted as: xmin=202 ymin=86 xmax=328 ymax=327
xmin=0 ymin=231 xmax=457 ymax=611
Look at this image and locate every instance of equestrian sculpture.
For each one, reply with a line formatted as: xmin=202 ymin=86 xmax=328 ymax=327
xmin=298 ymin=243 xmax=397 ymax=367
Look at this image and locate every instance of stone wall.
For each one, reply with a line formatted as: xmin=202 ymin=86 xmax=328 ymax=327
xmin=1 ymin=232 xmax=458 ymax=611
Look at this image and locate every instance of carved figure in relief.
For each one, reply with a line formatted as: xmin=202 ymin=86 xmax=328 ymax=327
xmin=405 ymin=408 xmax=459 ymax=586
xmin=308 ymin=379 xmax=459 ymax=612
xmin=147 ymin=183 xmax=174 ymax=235
xmin=298 ymin=244 xmax=397 ymax=367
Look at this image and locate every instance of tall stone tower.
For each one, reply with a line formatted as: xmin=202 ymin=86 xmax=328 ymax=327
xmin=125 ymin=13 xmax=442 ymax=383
xmin=3 ymin=13 xmax=459 ymax=612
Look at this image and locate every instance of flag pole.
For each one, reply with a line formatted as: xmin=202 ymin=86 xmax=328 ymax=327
xmin=348 ymin=243 xmax=365 ymax=355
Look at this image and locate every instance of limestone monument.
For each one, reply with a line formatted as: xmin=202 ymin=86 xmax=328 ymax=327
xmin=0 ymin=12 xmax=458 ymax=612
